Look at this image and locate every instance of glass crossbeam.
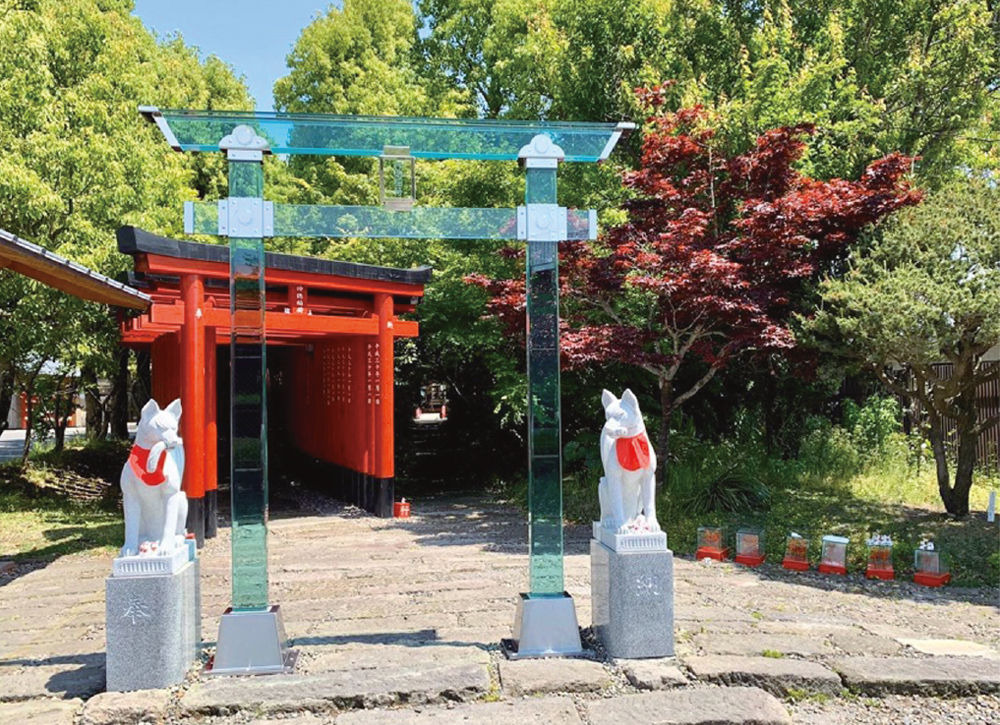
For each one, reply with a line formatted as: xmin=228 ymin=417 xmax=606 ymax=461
xmin=186 ymin=203 xmax=595 ymax=241
xmin=144 ymin=108 xmax=627 ymax=163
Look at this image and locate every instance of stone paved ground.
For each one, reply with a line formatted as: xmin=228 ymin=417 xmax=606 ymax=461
xmin=1 ymin=492 xmax=998 ymax=724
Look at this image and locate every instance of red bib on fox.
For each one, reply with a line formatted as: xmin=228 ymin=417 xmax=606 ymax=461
xmin=129 ymin=445 xmax=166 ymax=486
xmin=616 ymin=433 xmax=650 ymax=471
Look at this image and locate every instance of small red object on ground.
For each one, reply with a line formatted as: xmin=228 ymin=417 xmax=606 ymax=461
xmin=782 ymin=557 xmax=809 ymax=571
xmin=914 ymin=571 xmax=951 ymax=587
xmin=818 ymin=563 xmax=847 ymax=575
xmin=735 ymin=553 xmax=766 ymax=567
xmin=393 ymin=501 xmax=411 ymax=518
xmin=696 ymin=547 xmax=729 ymax=561
xmin=866 ymin=566 xmax=894 ymax=580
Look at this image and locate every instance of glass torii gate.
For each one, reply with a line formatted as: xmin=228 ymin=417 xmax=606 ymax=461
xmin=141 ymin=107 xmax=631 ymax=669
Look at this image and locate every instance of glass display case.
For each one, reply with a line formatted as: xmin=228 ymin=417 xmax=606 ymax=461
xmin=913 ymin=542 xmax=951 ymax=587
xmin=782 ymin=533 xmax=810 ymax=571
xmin=865 ymin=534 xmax=894 ymax=580
xmin=818 ymin=535 xmax=849 ymax=575
xmin=696 ymin=526 xmax=729 ymax=561
xmin=734 ymin=528 xmax=765 ymax=567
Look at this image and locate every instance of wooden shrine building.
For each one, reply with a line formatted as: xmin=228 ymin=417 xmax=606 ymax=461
xmin=117 ymin=226 xmax=431 ymax=542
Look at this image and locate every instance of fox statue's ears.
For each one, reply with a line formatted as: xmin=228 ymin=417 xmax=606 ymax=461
xmin=139 ymin=398 xmax=182 ymax=423
xmin=621 ymin=388 xmax=639 ymax=410
xmin=165 ymin=399 xmax=182 ymax=421
xmin=601 ymin=389 xmax=616 ymax=409
xmin=140 ymin=399 xmax=160 ymax=422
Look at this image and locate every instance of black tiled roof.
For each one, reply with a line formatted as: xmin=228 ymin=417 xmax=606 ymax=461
xmin=117 ymin=226 xmax=432 ymax=286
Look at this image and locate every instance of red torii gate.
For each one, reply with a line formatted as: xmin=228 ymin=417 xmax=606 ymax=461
xmin=117 ymin=226 xmax=430 ymax=543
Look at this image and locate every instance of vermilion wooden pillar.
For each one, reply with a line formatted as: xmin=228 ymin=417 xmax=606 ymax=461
xmin=374 ymin=293 xmax=394 ymax=517
xmin=204 ymin=325 xmax=218 ymax=539
xmin=180 ymin=273 xmax=207 ymax=546
xmin=151 ymin=332 xmax=181 ymax=407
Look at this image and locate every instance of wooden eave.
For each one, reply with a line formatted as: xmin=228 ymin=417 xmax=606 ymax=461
xmin=0 ymin=228 xmax=151 ymax=310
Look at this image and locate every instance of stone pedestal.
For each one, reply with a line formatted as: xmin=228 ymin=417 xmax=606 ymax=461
xmin=105 ymin=555 xmax=200 ymax=692
xmin=591 ymin=539 xmax=674 ymax=659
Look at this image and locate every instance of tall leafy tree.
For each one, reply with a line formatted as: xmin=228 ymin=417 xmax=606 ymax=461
xmin=805 ymin=180 xmax=1000 ymax=516
xmin=0 ymin=0 xmax=251 ymax=440
xmin=274 ymin=0 xmax=434 ymax=117
xmin=470 ymin=102 xmax=920 ymax=479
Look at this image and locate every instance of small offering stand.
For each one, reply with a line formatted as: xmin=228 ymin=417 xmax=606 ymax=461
xmin=865 ymin=534 xmax=894 ymax=580
xmin=913 ymin=541 xmax=950 ymax=587
xmin=818 ymin=535 xmax=849 ymax=575
xmin=696 ymin=526 xmax=729 ymax=561
xmin=734 ymin=528 xmax=765 ymax=567
xmin=782 ymin=533 xmax=810 ymax=571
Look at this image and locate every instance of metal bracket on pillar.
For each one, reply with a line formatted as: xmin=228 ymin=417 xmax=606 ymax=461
xmin=517 ymin=204 xmax=568 ymax=242
xmin=517 ymin=204 xmax=567 ymax=273
xmin=217 ymin=198 xmax=274 ymax=238
xmin=518 ymin=134 xmax=564 ymax=169
xmin=219 ymin=124 xmax=270 ymax=161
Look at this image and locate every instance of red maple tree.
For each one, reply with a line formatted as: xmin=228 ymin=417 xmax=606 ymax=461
xmin=469 ymin=96 xmax=921 ymax=476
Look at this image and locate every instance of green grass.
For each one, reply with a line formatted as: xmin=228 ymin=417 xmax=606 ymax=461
xmin=558 ymin=438 xmax=999 ymax=588
xmin=0 ymin=439 xmax=126 ymax=561
xmin=654 ymin=467 xmax=999 ymax=588
xmin=0 ymin=486 xmax=122 ymax=561
xmin=762 ymin=649 xmax=785 ymax=659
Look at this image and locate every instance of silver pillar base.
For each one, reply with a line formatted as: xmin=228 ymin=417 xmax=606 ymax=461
xmin=504 ymin=592 xmax=583 ymax=659
xmin=206 ymin=605 xmax=298 ymax=676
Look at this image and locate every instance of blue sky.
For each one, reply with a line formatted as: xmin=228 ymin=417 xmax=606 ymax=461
xmin=133 ymin=1 xmax=334 ymax=110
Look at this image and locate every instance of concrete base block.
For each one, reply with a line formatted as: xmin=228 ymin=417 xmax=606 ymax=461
xmin=506 ymin=593 xmax=583 ymax=659
xmin=208 ymin=606 xmax=297 ymax=675
xmin=591 ymin=539 xmax=674 ymax=659
xmin=105 ymin=560 xmax=200 ymax=692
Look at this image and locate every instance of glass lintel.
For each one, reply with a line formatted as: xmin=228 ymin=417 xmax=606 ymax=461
xmin=141 ymin=107 xmax=633 ymax=163
xmin=185 ymin=202 xmax=596 ymax=241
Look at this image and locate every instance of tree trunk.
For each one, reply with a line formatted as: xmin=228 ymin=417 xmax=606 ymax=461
xmin=82 ymin=365 xmax=104 ymax=439
xmin=951 ymin=428 xmax=977 ymax=517
xmin=0 ymin=364 xmax=12 ymax=437
xmin=54 ymin=412 xmax=67 ymax=452
xmin=948 ymin=374 xmax=980 ymax=518
xmin=20 ymin=364 xmax=43 ymax=468
xmin=658 ymin=378 xmax=673 ymax=488
xmin=926 ymin=411 xmax=955 ymax=513
xmin=109 ymin=347 xmax=129 ymax=440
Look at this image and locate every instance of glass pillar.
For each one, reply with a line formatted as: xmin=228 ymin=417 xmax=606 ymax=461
xmin=525 ymin=166 xmax=563 ymax=597
xmin=228 ymin=159 xmax=269 ymax=611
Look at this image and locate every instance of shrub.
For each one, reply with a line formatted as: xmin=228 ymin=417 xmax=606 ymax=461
xmin=845 ymin=395 xmax=903 ymax=461
xmin=668 ymin=439 xmax=771 ymax=515
xmin=799 ymin=418 xmax=861 ymax=483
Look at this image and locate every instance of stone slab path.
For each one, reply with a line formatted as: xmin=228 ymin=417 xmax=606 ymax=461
xmin=1 ymin=492 xmax=998 ymax=724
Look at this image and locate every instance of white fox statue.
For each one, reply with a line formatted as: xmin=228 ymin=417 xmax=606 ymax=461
xmin=598 ymin=389 xmax=660 ymax=534
xmin=120 ymin=399 xmax=188 ymax=557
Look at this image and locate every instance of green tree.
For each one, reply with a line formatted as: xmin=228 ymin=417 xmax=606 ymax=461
xmin=805 ymin=180 xmax=1000 ymax=516
xmin=274 ymin=0 xmax=433 ymax=117
xmin=0 ymin=0 xmax=252 ymax=441
xmin=418 ymin=0 xmax=999 ymax=179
